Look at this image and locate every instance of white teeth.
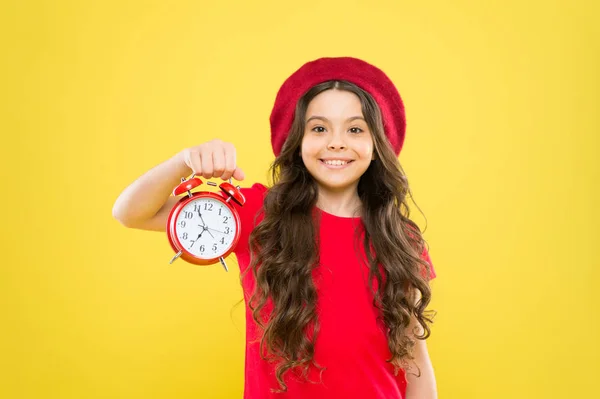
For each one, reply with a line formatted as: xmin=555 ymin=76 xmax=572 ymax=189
xmin=323 ymin=160 xmax=349 ymax=166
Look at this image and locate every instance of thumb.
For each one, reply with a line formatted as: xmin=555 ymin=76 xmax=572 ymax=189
xmin=232 ymin=167 xmax=245 ymax=181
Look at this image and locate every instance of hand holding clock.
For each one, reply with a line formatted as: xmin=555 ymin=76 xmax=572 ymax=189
xmin=165 ymin=142 xmax=246 ymax=269
xmin=112 ymin=139 xmax=246 ymax=271
xmin=180 ymin=139 xmax=246 ymax=181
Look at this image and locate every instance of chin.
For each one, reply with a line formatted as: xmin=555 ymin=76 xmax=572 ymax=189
xmin=305 ymin=162 xmax=368 ymax=190
xmin=314 ymin=177 xmax=361 ymax=191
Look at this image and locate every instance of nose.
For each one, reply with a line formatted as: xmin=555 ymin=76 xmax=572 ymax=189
xmin=327 ymin=130 xmax=347 ymax=150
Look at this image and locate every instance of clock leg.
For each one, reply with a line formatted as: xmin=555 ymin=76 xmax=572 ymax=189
xmin=169 ymin=250 xmax=183 ymax=264
xmin=219 ymin=257 xmax=228 ymax=272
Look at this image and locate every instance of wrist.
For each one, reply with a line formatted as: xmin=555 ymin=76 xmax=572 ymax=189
xmin=171 ymin=150 xmax=193 ymax=177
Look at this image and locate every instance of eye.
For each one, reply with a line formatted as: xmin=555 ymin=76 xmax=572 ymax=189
xmin=349 ymin=127 xmax=364 ymax=134
xmin=312 ymin=126 xmax=326 ymax=133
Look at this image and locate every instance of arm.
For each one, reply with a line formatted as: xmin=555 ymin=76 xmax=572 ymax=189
xmin=112 ymin=151 xmax=192 ymax=232
xmin=404 ymin=290 xmax=438 ymax=399
xmin=111 ymin=140 xmax=245 ymax=232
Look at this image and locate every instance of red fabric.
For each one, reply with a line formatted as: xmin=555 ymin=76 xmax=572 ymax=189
xmin=270 ymin=57 xmax=407 ymax=157
xmin=233 ymin=183 xmax=436 ymax=399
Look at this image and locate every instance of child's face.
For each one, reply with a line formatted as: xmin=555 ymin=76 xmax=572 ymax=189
xmin=300 ymin=89 xmax=374 ymax=194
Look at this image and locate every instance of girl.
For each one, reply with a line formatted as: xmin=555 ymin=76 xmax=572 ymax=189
xmin=112 ymin=57 xmax=437 ymax=399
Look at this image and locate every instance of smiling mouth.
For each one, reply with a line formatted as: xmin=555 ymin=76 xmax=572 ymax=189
xmin=319 ymin=159 xmax=354 ymax=167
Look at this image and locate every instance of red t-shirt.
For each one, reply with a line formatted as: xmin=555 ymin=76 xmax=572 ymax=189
xmin=232 ymin=183 xmax=436 ymax=399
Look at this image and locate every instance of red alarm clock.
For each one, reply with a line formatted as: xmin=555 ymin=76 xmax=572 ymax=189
xmin=166 ymin=175 xmax=246 ymax=272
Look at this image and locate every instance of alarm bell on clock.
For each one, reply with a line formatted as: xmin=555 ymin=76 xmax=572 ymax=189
xmin=166 ymin=174 xmax=245 ymax=272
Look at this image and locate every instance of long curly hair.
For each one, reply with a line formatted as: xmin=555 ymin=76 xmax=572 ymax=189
xmin=244 ymin=80 xmax=435 ymax=393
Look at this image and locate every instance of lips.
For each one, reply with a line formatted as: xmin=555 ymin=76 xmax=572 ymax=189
xmin=319 ymin=159 xmax=354 ymax=163
xmin=319 ymin=159 xmax=354 ymax=169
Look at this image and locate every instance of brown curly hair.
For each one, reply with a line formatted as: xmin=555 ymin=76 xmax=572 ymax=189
xmin=243 ymin=80 xmax=435 ymax=393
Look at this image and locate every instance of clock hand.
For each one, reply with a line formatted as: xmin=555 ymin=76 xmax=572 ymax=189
xmin=198 ymin=212 xmax=208 ymax=228
xmin=195 ymin=224 xmax=215 ymax=239
xmin=196 ymin=209 xmax=213 ymax=235
xmin=207 ymin=227 xmax=227 ymax=235
xmin=188 ymin=232 xmax=204 ymax=250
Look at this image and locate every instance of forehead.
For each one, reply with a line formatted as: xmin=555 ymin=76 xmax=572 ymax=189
xmin=305 ymin=89 xmax=363 ymax=118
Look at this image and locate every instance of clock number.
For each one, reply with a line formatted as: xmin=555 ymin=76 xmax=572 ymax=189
xmin=220 ymin=237 xmax=225 ymax=244
xmin=199 ymin=245 xmax=205 ymax=253
xmin=204 ymin=203 xmax=213 ymax=211
xmin=184 ymin=211 xmax=193 ymax=219
xmin=218 ymin=208 xmax=222 ymax=216
xmin=182 ymin=232 xmax=188 ymax=240
xmin=179 ymin=221 xmax=186 ymax=228
xmin=224 ymin=227 xmax=230 ymax=234
xmin=212 ymin=243 xmax=218 ymax=251
xmin=222 ymin=216 xmax=229 ymax=224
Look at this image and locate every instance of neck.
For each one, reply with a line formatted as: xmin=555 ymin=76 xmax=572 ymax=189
xmin=315 ymin=184 xmax=362 ymax=218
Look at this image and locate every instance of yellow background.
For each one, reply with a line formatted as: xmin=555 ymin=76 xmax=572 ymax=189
xmin=2 ymin=0 xmax=598 ymax=398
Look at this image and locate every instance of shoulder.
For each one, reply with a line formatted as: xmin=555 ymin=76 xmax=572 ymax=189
xmin=233 ymin=182 xmax=269 ymax=222
xmin=240 ymin=182 xmax=268 ymax=193
xmin=232 ymin=183 xmax=270 ymax=255
xmin=402 ymin=220 xmax=437 ymax=281
xmin=239 ymin=182 xmax=269 ymax=204
xmin=420 ymin=246 xmax=437 ymax=280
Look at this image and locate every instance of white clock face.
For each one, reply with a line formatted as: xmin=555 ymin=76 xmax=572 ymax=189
xmin=174 ymin=197 xmax=237 ymax=259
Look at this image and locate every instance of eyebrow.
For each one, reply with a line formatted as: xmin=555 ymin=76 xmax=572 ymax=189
xmin=305 ymin=116 xmax=365 ymax=123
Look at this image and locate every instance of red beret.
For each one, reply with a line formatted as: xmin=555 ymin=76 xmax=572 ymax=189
xmin=269 ymin=57 xmax=406 ymax=157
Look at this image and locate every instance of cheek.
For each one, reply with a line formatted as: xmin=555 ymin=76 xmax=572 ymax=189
xmin=301 ymin=137 xmax=321 ymax=157
xmin=359 ymin=141 xmax=374 ymax=158
xmin=299 ymin=140 xmax=312 ymax=165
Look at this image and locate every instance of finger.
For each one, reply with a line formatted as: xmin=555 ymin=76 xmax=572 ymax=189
xmin=200 ymin=146 xmax=213 ymax=179
xmin=187 ymin=150 xmax=203 ymax=176
xmin=221 ymin=143 xmax=236 ymax=180
xmin=232 ymin=166 xmax=245 ymax=181
xmin=212 ymin=146 xmax=226 ymax=179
